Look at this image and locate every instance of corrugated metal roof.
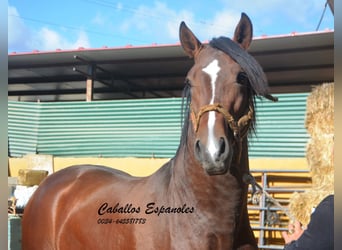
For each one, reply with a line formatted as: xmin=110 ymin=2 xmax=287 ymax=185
xmin=8 ymin=93 xmax=309 ymax=158
xmin=8 ymin=31 xmax=333 ymax=101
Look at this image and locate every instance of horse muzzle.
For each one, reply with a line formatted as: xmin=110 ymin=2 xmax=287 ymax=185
xmin=194 ymin=136 xmax=233 ymax=175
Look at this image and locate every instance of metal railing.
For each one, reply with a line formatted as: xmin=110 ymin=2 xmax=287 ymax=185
xmin=248 ymin=169 xmax=311 ymax=250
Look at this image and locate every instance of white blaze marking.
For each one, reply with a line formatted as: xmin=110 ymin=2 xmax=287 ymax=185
xmin=202 ymin=59 xmax=221 ymax=158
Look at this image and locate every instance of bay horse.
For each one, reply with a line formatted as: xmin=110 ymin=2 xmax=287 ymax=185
xmin=22 ymin=13 xmax=277 ymax=249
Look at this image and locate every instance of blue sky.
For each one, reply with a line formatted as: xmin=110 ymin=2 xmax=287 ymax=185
xmin=8 ymin=0 xmax=334 ymax=53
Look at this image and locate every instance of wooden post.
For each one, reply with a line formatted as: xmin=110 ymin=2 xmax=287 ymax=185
xmin=86 ymin=77 xmax=94 ymax=101
xmin=86 ymin=64 xmax=95 ymax=101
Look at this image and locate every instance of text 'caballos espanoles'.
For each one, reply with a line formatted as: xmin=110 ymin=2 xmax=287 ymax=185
xmin=98 ymin=202 xmax=195 ymax=216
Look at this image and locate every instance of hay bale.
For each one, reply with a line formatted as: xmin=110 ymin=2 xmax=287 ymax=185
xmin=18 ymin=169 xmax=48 ymax=186
xmin=305 ymin=83 xmax=334 ymax=136
xmin=288 ymin=192 xmax=313 ymax=227
xmin=311 ymin=173 xmax=334 ymax=192
xmin=306 ymin=134 xmax=334 ymax=173
xmin=288 ymin=189 xmax=331 ymax=228
xmin=288 ymin=82 xmax=334 ymax=227
xmin=306 ymin=133 xmax=334 ymax=192
xmin=305 ymin=83 xmax=334 ymax=194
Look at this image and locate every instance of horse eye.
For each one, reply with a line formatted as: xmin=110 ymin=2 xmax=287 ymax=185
xmin=237 ymin=72 xmax=248 ymax=85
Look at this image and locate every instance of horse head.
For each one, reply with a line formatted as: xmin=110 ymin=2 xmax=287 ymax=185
xmin=179 ymin=13 xmax=276 ymax=176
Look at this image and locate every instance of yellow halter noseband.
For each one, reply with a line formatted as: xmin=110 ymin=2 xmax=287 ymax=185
xmin=190 ymin=103 xmax=254 ymax=139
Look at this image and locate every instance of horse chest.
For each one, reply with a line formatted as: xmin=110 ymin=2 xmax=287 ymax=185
xmin=165 ymin=192 xmax=241 ymax=249
xmin=171 ymin=228 xmax=235 ymax=250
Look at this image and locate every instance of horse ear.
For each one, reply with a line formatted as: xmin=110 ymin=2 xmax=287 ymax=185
xmin=179 ymin=21 xmax=203 ymax=58
xmin=233 ymin=13 xmax=253 ymax=50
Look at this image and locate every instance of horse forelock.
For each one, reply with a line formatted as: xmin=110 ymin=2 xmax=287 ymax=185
xmin=209 ymin=36 xmax=269 ymax=99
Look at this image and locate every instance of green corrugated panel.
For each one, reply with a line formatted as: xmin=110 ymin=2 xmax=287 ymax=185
xmin=8 ymin=93 xmax=309 ymax=158
xmin=249 ymin=92 xmax=310 ymax=158
xmin=8 ymin=215 xmax=22 ymax=250
xmin=8 ymin=102 xmax=40 ymax=156
xmin=48 ymin=98 xmax=181 ymax=158
xmin=8 ymin=98 xmax=183 ymax=158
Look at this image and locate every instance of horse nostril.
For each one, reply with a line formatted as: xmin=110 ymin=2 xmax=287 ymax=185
xmin=218 ymin=137 xmax=226 ymax=155
xmin=195 ymin=140 xmax=201 ymax=153
xmin=217 ymin=137 xmax=228 ymax=161
xmin=195 ymin=140 xmax=202 ymax=160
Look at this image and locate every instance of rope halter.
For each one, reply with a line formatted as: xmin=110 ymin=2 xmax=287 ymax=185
xmin=190 ymin=103 xmax=254 ymax=164
xmin=190 ymin=103 xmax=253 ymax=140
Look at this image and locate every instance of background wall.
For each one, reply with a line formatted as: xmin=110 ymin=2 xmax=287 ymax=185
xmin=8 ymin=93 xmax=309 ymax=159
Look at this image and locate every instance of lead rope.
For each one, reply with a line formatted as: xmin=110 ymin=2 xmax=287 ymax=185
xmin=243 ymin=173 xmax=293 ymax=220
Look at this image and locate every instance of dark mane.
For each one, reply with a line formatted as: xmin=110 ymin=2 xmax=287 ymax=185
xmin=178 ymin=80 xmax=191 ymax=148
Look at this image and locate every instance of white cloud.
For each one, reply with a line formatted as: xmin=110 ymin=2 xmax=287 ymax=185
xmin=165 ymin=9 xmax=195 ymax=40
xmin=116 ymin=2 xmax=123 ymax=11
xmin=74 ymin=31 xmax=91 ymax=48
xmin=117 ymin=2 xmax=192 ymax=41
xmin=116 ymin=1 xmax=243 ymax=45
xmin=197 ymin=10 xmax=241 ymax=39
xmin=8 ymin=6 xmax=32 ymax=51
xmin=8 ymin=5 xmax=91 ymax=52
xmin=32 ymin=28 xmax=90 ymax=51
xmin=218 ymin=0 xmax=331 ymax=34
xmin=91 ymin=12 xmax=106 ymax=26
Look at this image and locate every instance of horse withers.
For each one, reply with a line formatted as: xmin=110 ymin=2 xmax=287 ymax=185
xmin=22 ymin=13 xmax=276 ymax=249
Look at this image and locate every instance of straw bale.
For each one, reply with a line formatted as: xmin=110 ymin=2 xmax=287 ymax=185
xmin=306 ymin=132 xmax=334 ymax=193
xmin=288 ymin=83 xmax=334 ymax=228
xmin=18 ymin=169 xmax=48 ymax=186
xmin=288 ymin=192 xmax=313 ymax=227
xmin=305 ymin=83 xmax=334 ymax=136
xmin=288 ymin=189 xmax=331 ymax=227
xmin=306 ymin=134 xmax=334 ymax=174
xmin=311 ymin=173 xmax=334 ymax=193
xmin=306 ymin=83 xmax=334 ymax=115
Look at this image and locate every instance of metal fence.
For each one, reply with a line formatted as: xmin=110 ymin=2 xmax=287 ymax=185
xmin=248 ymin=169 xmax=311 ymax=249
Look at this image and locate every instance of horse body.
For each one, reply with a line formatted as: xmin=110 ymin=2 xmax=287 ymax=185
xmin=23 ymin=145 xmax=251 ymax=249
xmin=23 ymin=13 xmax=276 ymax=249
